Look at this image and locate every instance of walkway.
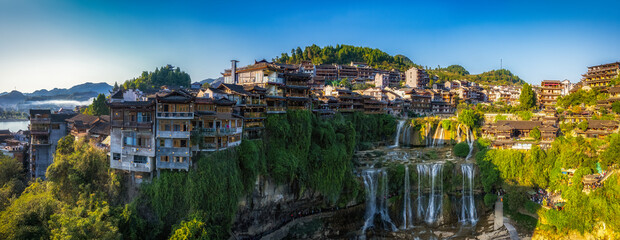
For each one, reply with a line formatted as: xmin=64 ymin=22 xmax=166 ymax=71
xmin=495 ymin=199 xmax=519 ymax=240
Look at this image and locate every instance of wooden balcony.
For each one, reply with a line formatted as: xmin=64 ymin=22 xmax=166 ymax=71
xmin=156 ymin=112 xmax=194 ymax=119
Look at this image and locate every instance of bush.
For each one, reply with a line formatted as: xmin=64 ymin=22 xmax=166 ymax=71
xmin=530 ymin=127 xmax=541 ymax=140
xmin=484 ymin=193 xmax=498 ymax=207
xmin=453 ymin=142 xmax=470 ymax=158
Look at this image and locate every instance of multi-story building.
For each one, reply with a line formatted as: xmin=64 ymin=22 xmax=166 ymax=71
xmin=560 ymin=79 xmax=573 ymax=96
xmin=203 ymin=83 xmax=263 ymax=139
xmin=155 ymin=89 xmax=194 ymax=171
xmin=29 ymin=109 xmax=76 ymax=179
xmin=539 ymin=80 xmax=562 ymax=111
xmin=405 ymin=67 xmax=430 ymax=88
xmin=408 ymin=89 xmax=432 ymax=114
xmin=374 ymin=73 xmax=390 ymax=89
xmin=192 ymin=96 xmax=242 ymax=153
xmin=582 ymin=62 xmax=620 ymax=88
xmin=108 ymin=89 xmax=156 ymax=181
xmin=285 ymin=73 xmax=311 ymax=110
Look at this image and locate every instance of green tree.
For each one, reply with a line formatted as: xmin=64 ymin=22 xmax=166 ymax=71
xmin=0 ymin=155 xmax=26 ymax=211
xmin=530 ymin=127 xmax=541 ymax=140
xmin=577 ymin=120 xmax=588 ymax=131
xmin=517 ymin=110 xmax=533 ymax=120
xmin=49 ymin=196 xmax=121 ymax=240
xmin=85 ymin=93 xmax=110 ymax=116
xmin=519 ymin=83 xmax=536 ymax=109
xmin=0 ymin=181 xmax=60 ymax=240
xmin=458 ymin=109 xmax=482 ymax=128
xmin=113 ymin=82 xmax=119 ymax=91
xmin=122 ymin=65 xmax=191 ymax=91
xmin=612 ymin=101 xmax=620 ymax=114
xmin=169 ymin=217 xmax=210 ymax=240
xmin=453 ymin=142 xmax=470 ymax=158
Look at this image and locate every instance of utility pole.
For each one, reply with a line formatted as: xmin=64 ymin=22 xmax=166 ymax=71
xmin=500 ymin=59 xmax=503 ymax=70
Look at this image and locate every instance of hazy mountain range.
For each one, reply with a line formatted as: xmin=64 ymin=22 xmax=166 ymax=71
xmin=0 ymin=82 xmax=113 ymax=112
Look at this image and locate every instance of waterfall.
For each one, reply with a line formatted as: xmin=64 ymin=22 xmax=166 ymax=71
xmin=362 ymin=169 xmax=397 ymax=233
xmin=416 ymin=163 xmax=444 ymax=225
xmin=391 ymin=120 xmax=406 ymax=148
xmin=425 ymin=122 xmax=432 ymax=146
xmin=432 ymin=123 xmax=444 ymax=147
xmin=404 ymin=124 xmax=412 ymax=146
xmin=459 ymin=164 xmax=478 ymax=225
xmin=401 ymin=165 xmax=413 ymax=229
xmin=465 ymin=127 xmax=475 ymax=161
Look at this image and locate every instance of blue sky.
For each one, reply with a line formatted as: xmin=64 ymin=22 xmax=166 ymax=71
xmin=1 ymin=0 xmax=619 ymax=92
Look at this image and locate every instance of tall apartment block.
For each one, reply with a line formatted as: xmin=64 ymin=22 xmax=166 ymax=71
xmin=405 ymin=67 xmax=430 ymax=89
xmin=539 ymin=80 xmax=562 ymax=111
xmin=582 ymin=62 xmax=620 ymax=88
xmin=107 ymin=90 xmax=156 ymax=181
xmin=29 ymin=109 xmax=75 ymax=179
xmin=155 ymin=90 xmax=194 ymax=171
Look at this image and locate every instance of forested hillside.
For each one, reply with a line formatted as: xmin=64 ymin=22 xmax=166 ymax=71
xmin=121 ymin=64 xmax=191 ymax=92
xmin=273 ymin=44 xmax=419 ymax=72
xmin=428 ymin=65 xmax=525 ymax=86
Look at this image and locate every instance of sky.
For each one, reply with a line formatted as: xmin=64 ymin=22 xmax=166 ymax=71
xmin=0 ymin=0 xmax=619 ymax=93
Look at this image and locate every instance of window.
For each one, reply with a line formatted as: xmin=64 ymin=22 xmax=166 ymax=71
xmin=51 ymin=124 xmax=60 ymax=129
xmin=160 ymin=156 xmax=169 ymax=162
xmin=124 ymin=132 xmax=136 ymax=146
xmin=134 ymin=155 xmax=147 ymax=164
xmin=138 ymin=112 xmax=151 ymax=122
xmin=173 ymin=139 xmax=187 ymax=148
xmin=137 ymin=136 xmax=150 ymax=147
xmin=113 ymin=153 xmax=121 ymax=160
xmin=160 ymin=139 xmax=166 ymax=147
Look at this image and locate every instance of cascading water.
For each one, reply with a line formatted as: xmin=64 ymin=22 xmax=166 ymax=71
xmin=401 ymin=165 xmax=413 ymax=229
xmin=416 ymin=163 xmax=444 ymax=225
xmin=459 ymin=164 xmax=478 ymax=225
xmin=432 ymin=123 xmax=444 ymax=147
xmin=391 ymin=120 xmax=406 ymax=148
xmin=425 ymin=122 xmax=432 ymax=146
xmin=362 ymin=169 xmax=397 ymax=233
xmin=465 ymin=128 xmax=475 ymax=161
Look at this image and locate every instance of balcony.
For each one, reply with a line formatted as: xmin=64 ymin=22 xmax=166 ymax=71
xmin=156 ymin=147 xmax=191 ymax=157
xmin=30 ymin=129 xmax=50 ymax=135
xmin=266 ymin=106 xmax=286 ymax=113
xmin=121 ymin=146 xmax=155 ymax=156
xmin=31 ymin=139 xmax=50 ymax=145
xmin=30 ymin=118 xmax=50 ymax=124
xmin=244 ymin=112 xmax=266 ymax=119
xmin=110 ymin=159 xmax=152 ymax=172
xmin=156 ymin=112 xmax=194 ymax=119
xmin=193 ymin=128 xmax=217 ymax=137
xmin=156 ymin=130 xmax=191 ymax=139
xmin=157 ymin=161 xmax=190 ymax=171
xmin=218 ymin=127 xmax=242 ymax=136
xmin=112 ymin=120 xmax=153 ymax=129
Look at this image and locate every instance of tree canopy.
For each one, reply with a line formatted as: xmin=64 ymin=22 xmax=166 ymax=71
xmin=519 ymin=83 xmax=536 ymax=109
xmin=121 ymin=64 xmax=191 ymax=91
xmin=273 ymin=44 xmax=418 ymax=72
xmin=82 ymin=93 xmax=110 ymax=116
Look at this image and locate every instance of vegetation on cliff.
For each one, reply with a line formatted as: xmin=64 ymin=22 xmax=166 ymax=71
xmin=273 ymin=44 xmax=418 ymax=72
xmin=0 ymin=111 xmax=395 ymax=239
xmin=428 ymin=65 xmax=525 ymax=86
xmin=476 ymin=134 xmax=620 ymax=237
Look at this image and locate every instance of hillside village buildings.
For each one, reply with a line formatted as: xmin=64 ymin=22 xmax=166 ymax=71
xmin=22 ymin=59 xmax=620 ymax=179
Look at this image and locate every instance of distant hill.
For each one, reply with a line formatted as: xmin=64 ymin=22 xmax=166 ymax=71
xmin=273 ymin=44 xmax=419 ymax=72
xmin=0 ymin=90 xmax=26 ymax=105
xmin=427 ymin=65 xmax=525 ymax=86
xmin=27 ymin=82 xmax=113 ymax=99
xmin=199 ymin=77 xmax=223 ymax=85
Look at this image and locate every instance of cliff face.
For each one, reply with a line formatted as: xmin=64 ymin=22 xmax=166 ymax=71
xmin=232 ymin=176 xmax=328 ymax=238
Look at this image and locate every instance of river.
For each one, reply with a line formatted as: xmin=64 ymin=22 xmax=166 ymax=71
xmin=0 ymin=120 xmax=29 ymax=132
